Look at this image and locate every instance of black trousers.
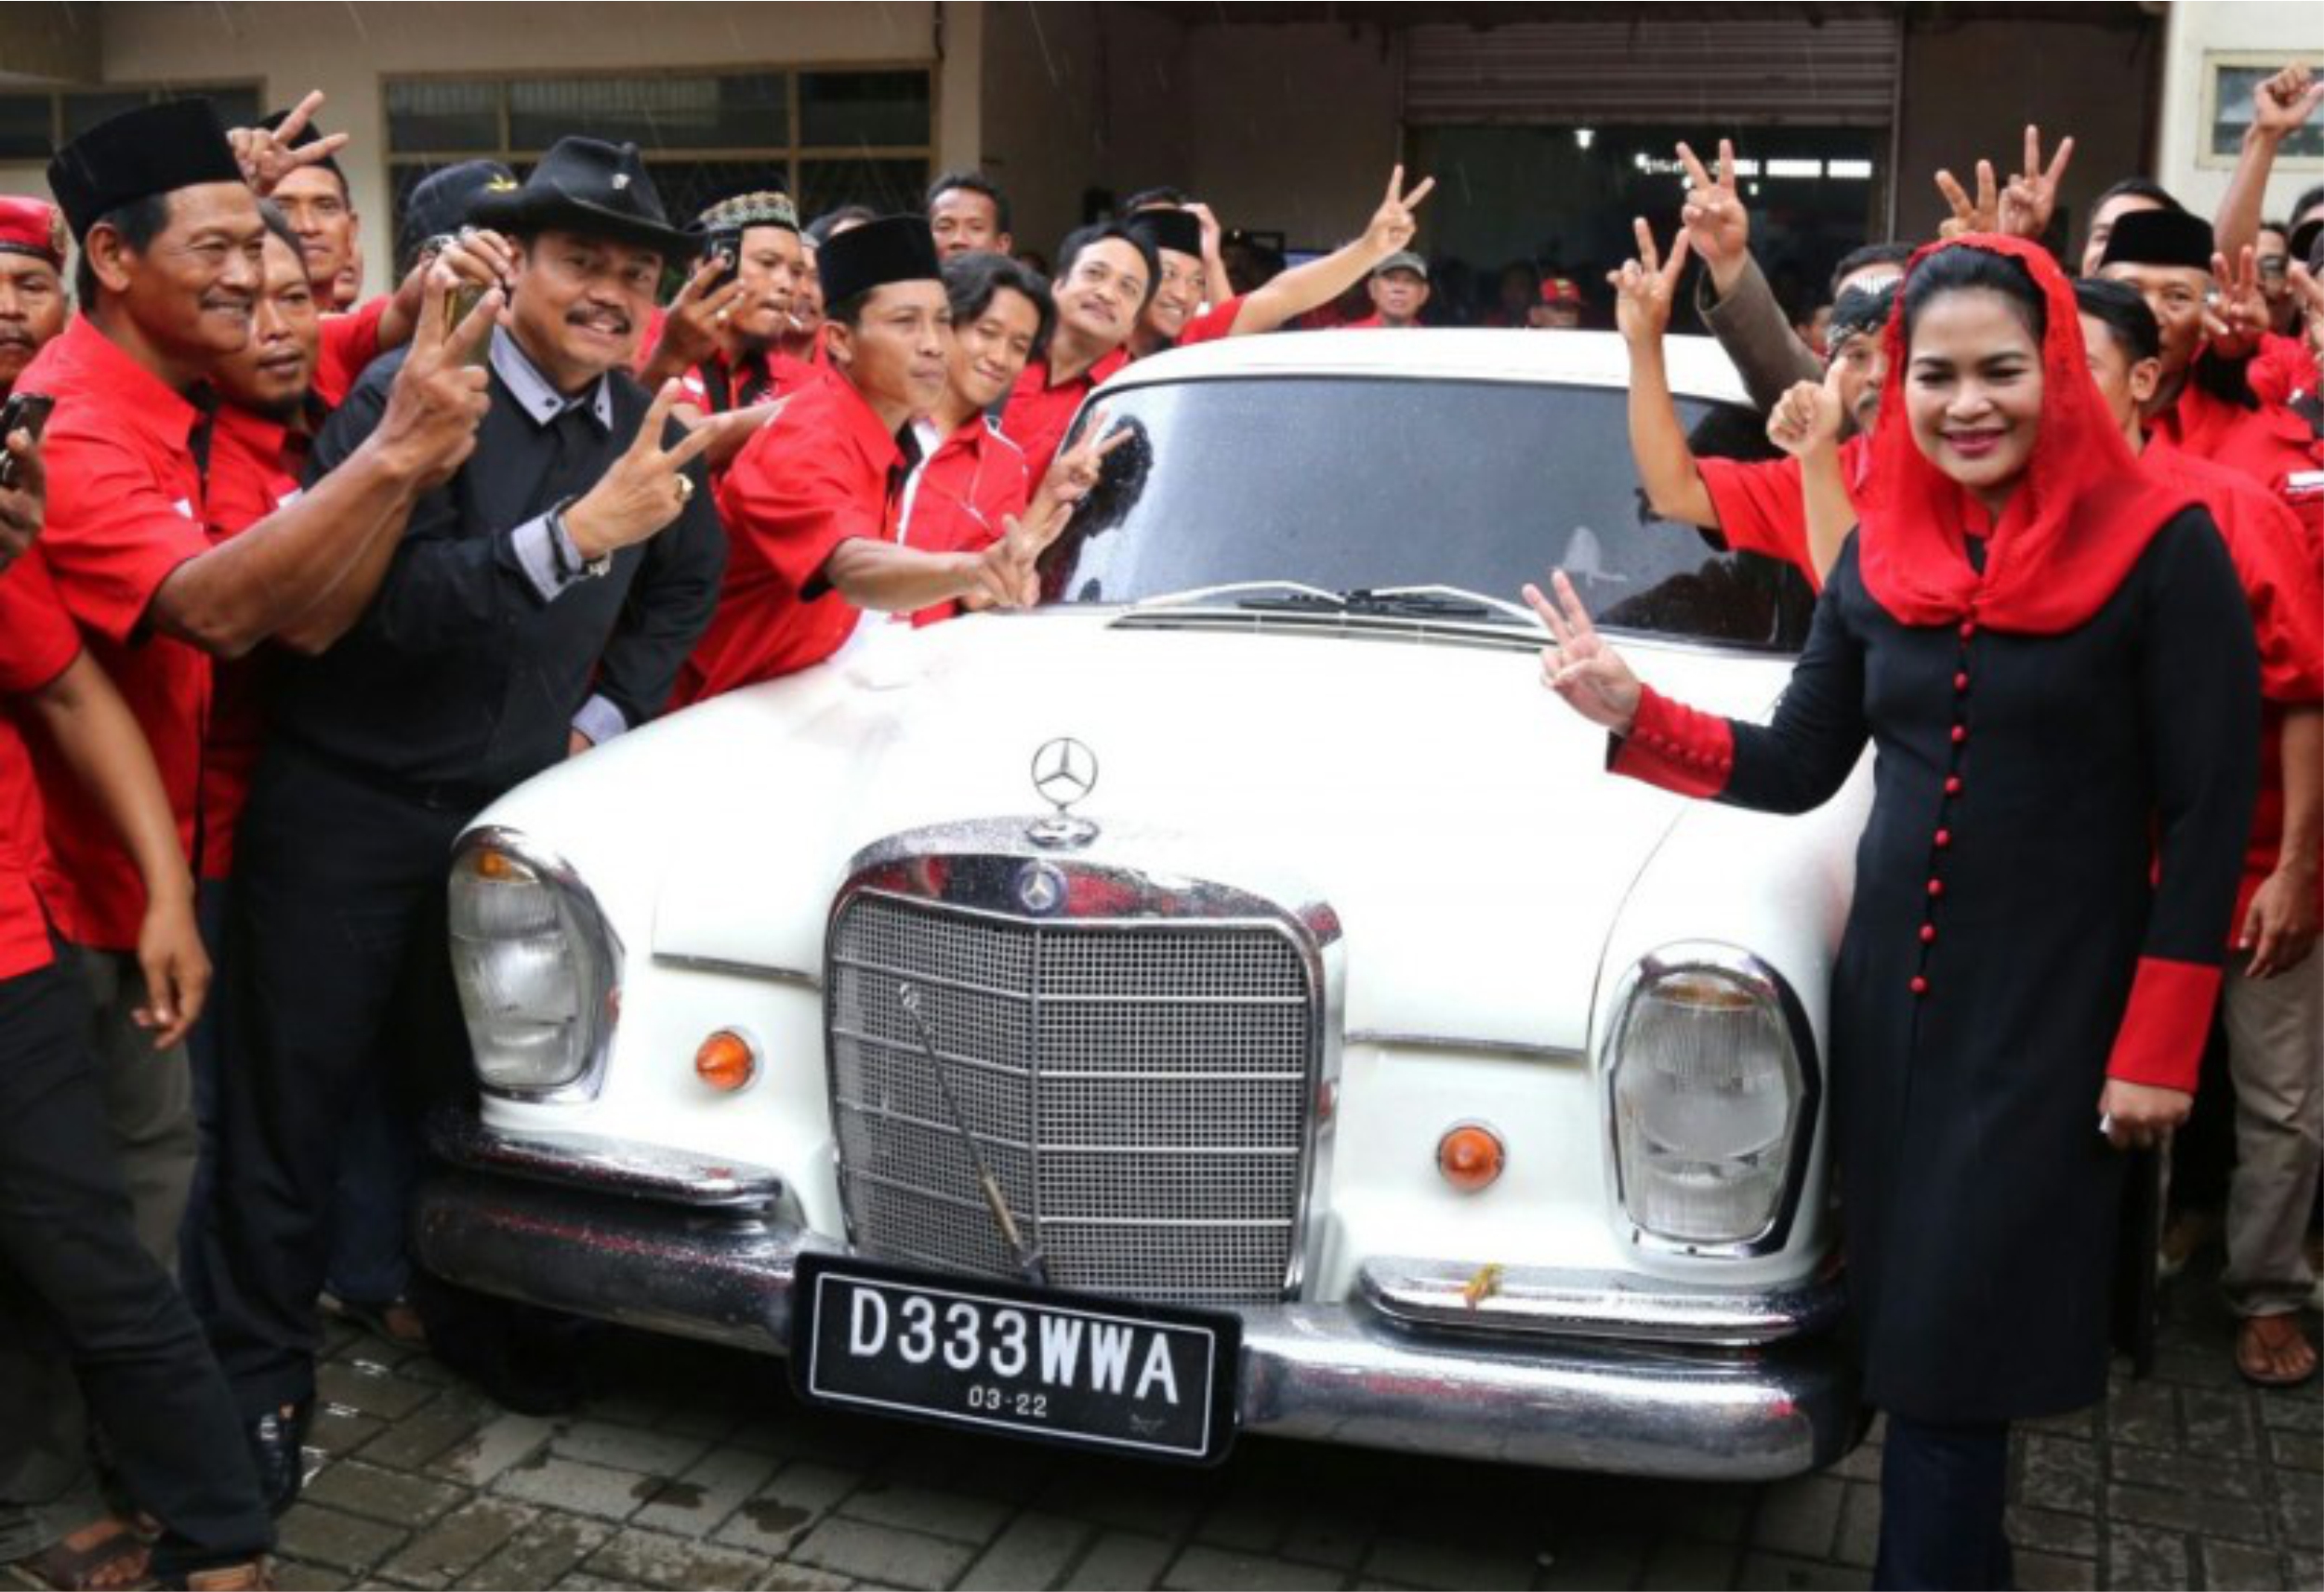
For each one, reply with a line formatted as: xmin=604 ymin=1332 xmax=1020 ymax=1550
xmin=1875 ymin=1414 xmax=2014 ymax=1590
xmin=0 ymin=947 xmax=271 ymax=1577
xmin=198 ymin=743 xmax=469 ymax=1416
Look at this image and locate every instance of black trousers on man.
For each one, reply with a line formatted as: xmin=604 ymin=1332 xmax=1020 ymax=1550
xmin=197 ymin=741 xmax=469 ymax=1416
xmin=0 ymin=945 xmax=272 ymax=1578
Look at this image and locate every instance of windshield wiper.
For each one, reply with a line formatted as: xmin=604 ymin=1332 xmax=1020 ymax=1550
xmin=1129 ymin=582 xmax=1535 ymax=625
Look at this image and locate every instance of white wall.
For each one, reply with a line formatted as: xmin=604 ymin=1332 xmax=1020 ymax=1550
xmin=5 ymin=2 xmax=976 ymax=296
xmin=2159 ymin=1 xmax=2324 ymax=223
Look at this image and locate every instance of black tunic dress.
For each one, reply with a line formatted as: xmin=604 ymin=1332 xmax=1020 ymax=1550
xmin=1617 ymin=510 xmax=2259 ymax=1422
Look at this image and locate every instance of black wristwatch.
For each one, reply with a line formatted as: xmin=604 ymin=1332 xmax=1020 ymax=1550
xmin=547 ymin=496 xmax=613 ymax=581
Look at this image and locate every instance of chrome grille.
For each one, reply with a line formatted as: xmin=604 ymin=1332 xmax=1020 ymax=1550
xmin=827 ymin=889 xmax=1314 ymax=1304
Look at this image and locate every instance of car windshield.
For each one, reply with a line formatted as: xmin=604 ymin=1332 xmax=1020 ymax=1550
xmin=1042 ymin=374 xmax=1816 ymax=651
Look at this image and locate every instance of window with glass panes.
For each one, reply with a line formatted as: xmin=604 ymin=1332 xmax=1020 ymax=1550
xmin=382 ymin=68 xmax=932 ymax=247
xmin=0 ymin=84 xmax=265 ymax=161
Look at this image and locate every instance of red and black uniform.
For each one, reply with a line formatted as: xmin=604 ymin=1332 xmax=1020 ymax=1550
xmin=1696 ymin=436 xmax=1877 ymax=589
xmin=1001 ymin=346 xmax=1129 ymax=489
xmin=898 ymin=415 xmax=1030 ymax=625
xmin=14 ymin=316 xmax=214 ymax=951
xmin=674 ymin=371 xmax=908 ymax=703
xmin=1609 ymin=239 xmax=2258 ymax=1428
xmin=678 ymin=347 xmax=830 ymax=414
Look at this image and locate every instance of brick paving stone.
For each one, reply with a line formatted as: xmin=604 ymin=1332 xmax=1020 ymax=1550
xmin=551 ymin=1418 xmax=713 ymax=1478
xmin=2104 ymin=1521 xmax=2190 ymax=1591
xmin=630 ymin=1446 xmax=782 ymax=1538
xmin=1535 ymin=1536 xmax=1647 ymax=1591
xmin=2277 ymin=1482 xmax=2324 ymax=1550
xmin=2265 ymin=1426 xmax=2324 ymax=1471
xmin=1063 ymin=1530 xmax=1178 ymax=1590
xmin=357 ymin=1389 xmax=499 ymax=1473
xmin=839 ymin=1480 xmax=1014 ymax=1545
xmin=2012 ymin=1549 xmax=2099 ymax=1591
xmin=1657 ymin=1484 xmax=1754 ymax=1546
xmin=549 ymin=1576 xmax=628 ymax=1591
xmin=271 ymin=1559 xmax=354 ymax=1590
xmin=468 ymin=1514 xmax=615 ymax=1589
xmin=1277 ymin=1510 xmax=1372 ymax=1572
xmin=493 ymin=1453 xmax=649 ymax=1522
xmin=1735 ymin=1550 xmax=1866 ymax=1589
xmin=960 ymin=1510 xmax=1094 ymax=1590
xmin=1750 ymin=1475 xmax=1845 ymax=1559
xmin=1196 ymin=1497 xmax=1287 ymax=1555
xmin=2107 ymin=1480 xmax=2270 ymax=1543
xmin=2287 ymin=1549 xmax=2324 ymax=1587
xmin=301 ymin=1459 xmax=469 ymax=1527
xmin=2104 ymin=1382 xmax=2182 ymax=1450
xmin=2256 ymin=1389 xmax=2322 ymax=1433
xmin=316 ymin=1360 xmax=439 ymax=1421
xmin=2180 ymin=1388 xmax=2261 ymax=1459
xmin=578 ymin=1526 xmax=771 ymax=1589
xmin=376 ymin=1497 xmax=541 ymax=1585
xmin=309 ymin=1404 xmax=388 ymax=1457
xmin=2021 ymin=1407 xmax=2100 ymax=1439
xmin=789 ymin=1516 xmax=979 ymax=1589
xmin=2004 ymin=1505 xmax=2097 ymax=1561
xmin=755 ymin=1567 xmax=854 ymax=1591
xmin=274 ymin=1501 xmax=411 ymax=1574
xmin=2018 ymin=1434 xmax=2100 ymax=1514
xmin=2200 ymin=1539 xmax=2291 ymax=1590
xmin=428 ymin=1411 xmax=559 ymax=1486
xmin=1831 ymin=1482 xmax=1879 ymax=1570
xmin=1039 ymin=1468 xmax=1212 ymax=1539
xmin=1360 ymin=1537 xmax=1537 ymax=1590
xmin=1161 ymin=1546 xmax=1345 ymax=1591
xmin=2107 ymin=1442 xmax=2265 ymax=1500
xmin=709 ymin=1461 xmax=860 ymax=1555
xmin=1640 ymin=1538 xmax=1740 ymax=1589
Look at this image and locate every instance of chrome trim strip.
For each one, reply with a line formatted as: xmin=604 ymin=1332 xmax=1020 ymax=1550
xmin=425 ymin=1108 xmax=784 ymax=1211
xmin=415 ymin=1169 xmax=1861 ymax=1481
xmin=1344 ymin=1030 xmax=1585 ymax=1063
xmin=654 ymin=952 xmax=823 ymax=991
xmin=453 ymin=827 xmax=624 ymax=1106
xmin=1358 ymin=1256 xmax=1845 ymax=1348
xmin=1595 ymin=941 xmax=1823 ymax=1260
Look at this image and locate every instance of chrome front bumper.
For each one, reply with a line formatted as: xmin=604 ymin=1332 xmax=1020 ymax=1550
xmin=415 ymin=1116 xmax=1860 ymax=1480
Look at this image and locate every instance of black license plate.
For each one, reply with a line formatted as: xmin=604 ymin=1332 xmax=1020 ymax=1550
xmin=790 ymin=1255 xmax=1239 ymax=1464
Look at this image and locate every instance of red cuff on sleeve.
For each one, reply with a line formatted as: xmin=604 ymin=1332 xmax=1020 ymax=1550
xmin=1607 ymin=685 xmax=1736 ymax=799
xmin=2104 ymin=955 xmax=2224 ymax=1092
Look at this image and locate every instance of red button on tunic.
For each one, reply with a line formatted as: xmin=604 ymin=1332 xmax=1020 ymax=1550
xmin=1954 ymin=672 xmax=1970 ymax=692
xmin=1945 ymin=776 xmax=1963 ymax=796
xmin=1959 ymin=620 xmax=1977 ymax=640
xmin=1950 ymin=725 xmax=1968 ymax=744
xmin=1934 ymin=830 xmax=1953 ymax=849
xmin=1921 ymin=925 xmax=1938 ymax=944
xmin=1910 ymin=977 xmax=1929 ymax=996
xmin=1927 ymin=879 xmax=1946 ymax=898
xmin=16 ymin=317 xmax=215 ymax=952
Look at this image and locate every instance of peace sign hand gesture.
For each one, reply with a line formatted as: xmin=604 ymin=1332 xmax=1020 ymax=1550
xmin=1525 ymin=571 xmax=1642 ymax=735
xmin=1999 ymin=125 xmax=2074 ymax=240
xmin=1361 ymin=164 xmax=1437 ymax=260
xmin=563 ymin=381 xmax=721 ymax=560
xmin=1608 ymin=217 xmax=1692 ymax=348
xmin=226 ymin=90 xmax=351 ymax=198
xmin=1025 ymin=407 xmax=1132 ymax=546
xmin=374 ymin=271 xmax=499 ymax=489
xmin=1676 ymin=139 xmax=1749 ymax=293
xmin=2206 ymin=245 xmax=2271 ymax=359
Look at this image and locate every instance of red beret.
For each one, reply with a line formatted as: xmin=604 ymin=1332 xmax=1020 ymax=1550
xmin=1540 ymin=277 xmax=1582 ymax=305
xmin=0 ymin=198 xmax=67 ymax=269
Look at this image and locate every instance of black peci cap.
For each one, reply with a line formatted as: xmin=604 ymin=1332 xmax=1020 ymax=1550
xmin=47 ymin=98 xmax=244 ymax=242
xmin=2098 ymin=208 xmax=2215 ymax=273
xmin=1126 ymin=208 xmax=1202 ymax=261
xmin=817 ymin=213 xmax=943 ymax=305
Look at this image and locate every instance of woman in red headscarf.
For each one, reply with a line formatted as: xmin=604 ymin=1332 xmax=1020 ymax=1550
xmin=1527 ymin=235 xmax=2260 ymax=1589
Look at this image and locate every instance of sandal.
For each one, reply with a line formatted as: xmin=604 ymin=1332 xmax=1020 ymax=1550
xmin=2236 ymin=1313 xmax=2319 ymax=1388
xmin=12 ymin=1518 xmax=152 ymax=1591
xmin=324 ymin=1294 xmax=428 ymax=1349
xmin=159 ymin=1560 xmax=270 ymax=1592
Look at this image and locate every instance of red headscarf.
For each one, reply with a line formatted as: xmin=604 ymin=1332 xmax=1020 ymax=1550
xmin=1855 ymin=234 xmax=2197 ymax=635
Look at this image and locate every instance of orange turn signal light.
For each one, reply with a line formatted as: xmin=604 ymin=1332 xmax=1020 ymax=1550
xmin=694 ymin=1029 xmax=758 ymax=1094
xmin=1436 ymin=1123 xmax=1505 ymax=1193
xmin=471 ymin=848 xmax=531 ymax=882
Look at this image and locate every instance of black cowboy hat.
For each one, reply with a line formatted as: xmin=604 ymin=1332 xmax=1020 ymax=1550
xmin=469 ymin=137 xmax=691 ymax=257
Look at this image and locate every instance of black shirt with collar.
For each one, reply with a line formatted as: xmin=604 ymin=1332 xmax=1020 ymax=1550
xmin=266 ymin=326 xmax=726 ymax=799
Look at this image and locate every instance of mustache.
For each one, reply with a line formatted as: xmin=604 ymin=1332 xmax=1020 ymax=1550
xmin=565 ymin=307 xmax=634 ymax=333
xmin=0 ymin=327 xmax=35 ymax=349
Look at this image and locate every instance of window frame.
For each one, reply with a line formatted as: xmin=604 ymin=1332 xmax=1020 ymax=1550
xmin=0 ymin=80 xmax=266 ymax=160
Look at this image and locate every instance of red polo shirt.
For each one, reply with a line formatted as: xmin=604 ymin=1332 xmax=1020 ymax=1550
xmin=1001 ymin=345 xmax=1130 ymax=488
xmin=1175 ymin=296 xmax=1248 ymax=349
xmin=197 ymin=403 xmax=303 ymax=882
xmin=679 ymin=348 xmax=833 ymax=414
xmin=18 ymin=317 xmax=214 ymax=951
xmin=1693 ymin=436 xmax=1875 ymax=589
xmin=2143 ymin=446 xmax=2324 ymax=929
xmin=900 ymin=416 xmax=1030 ymax=625
xmin=0 ymin=551 xmax=82 ymax=980
xmin=673 ymin=373 xmax=905 ymax=705
xmin=313 ymin=296 xmax=389 ymax=411
xmin=2148 ymin=368 xmax=2324 ymax=551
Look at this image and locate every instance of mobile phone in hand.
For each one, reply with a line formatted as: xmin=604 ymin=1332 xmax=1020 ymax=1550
xmin=0 ymin=392 xmax=54 ymax=490
xmin=447 ymin=283 xmax=493 ymax=368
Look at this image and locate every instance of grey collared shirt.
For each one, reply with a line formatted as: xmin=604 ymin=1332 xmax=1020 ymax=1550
xmin=492 ymin=325 xmax=631 ymax=747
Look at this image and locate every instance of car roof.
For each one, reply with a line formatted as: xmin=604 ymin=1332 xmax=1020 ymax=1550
xmin=1103 ymin=327 xmax=1751 ymax=406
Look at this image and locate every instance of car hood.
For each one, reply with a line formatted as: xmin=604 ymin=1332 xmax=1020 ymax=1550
xmin=637 ymin=612 xmax=1796 ymax=1055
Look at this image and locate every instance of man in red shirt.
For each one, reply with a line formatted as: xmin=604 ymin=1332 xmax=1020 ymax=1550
xmin=1001 ymin=221 xmax=1155 ymax=486
xmin=0 ymin=199 xmax=68 ymax=403
xmin=2081 ymin=276 xmax=2324 ymax=1388
xmin=1528 ymin=276 xmax=1586 ymax=331
xmin=2101 ymin=208 xmax=2324 ymax=547
xmin=1348 ymin=252 xmax=1430 ymax=329
xmin=640 ymin=190 xmax=823 ymax=426
xmin=927 ymin=171 xmax=1013 ymax=261
xmin=1121 ymin=166 xmax=1436 ymax=360
xmin=676 ymin=216 xmax=1041 ymax=704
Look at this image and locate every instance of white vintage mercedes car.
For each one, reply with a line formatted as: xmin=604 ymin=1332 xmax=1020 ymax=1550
xmin=416 ymin=328 xmax=1873 ymax=1479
